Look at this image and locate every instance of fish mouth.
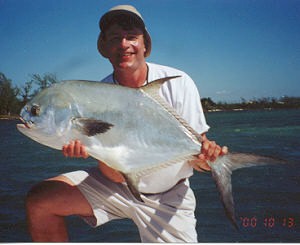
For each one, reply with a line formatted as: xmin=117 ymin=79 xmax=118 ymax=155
xmin=19 ymin=117 xmax=33 ymax=129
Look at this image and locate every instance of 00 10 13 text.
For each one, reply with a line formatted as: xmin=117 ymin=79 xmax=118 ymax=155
xmin=239 ymin=216 xmax=296 ymax=229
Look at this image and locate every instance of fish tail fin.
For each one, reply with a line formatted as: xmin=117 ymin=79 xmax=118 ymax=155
xmin=210 ymin=152 xmax=286 ymax=229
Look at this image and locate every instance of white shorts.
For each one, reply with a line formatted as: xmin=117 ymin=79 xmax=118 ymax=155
xmin=63 ymin=167 xmax=198 ymax=243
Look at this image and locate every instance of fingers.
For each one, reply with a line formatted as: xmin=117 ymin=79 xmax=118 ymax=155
xmin=62 ymin=140 xmax=89 ymax=158
xmin=188 ymin=155 xmax=211 ymax=173
xmin=201 ymin=139 xmax=229 ymax=162
xmin=62 ymin=143 xmax=71 ymax=157
xmin=221 ymin=146 xmax=229 ymax=155
xmin=69 ymin=140 xmax=75 ymax=157
xmin=81 ymin=144 xmax=89 ymax=158
xmin=201 ymin=140 xmax=220 ymax=162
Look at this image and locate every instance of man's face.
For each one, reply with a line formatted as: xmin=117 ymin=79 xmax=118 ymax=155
xmin=104 ymin=24 xmax=146 ymax=71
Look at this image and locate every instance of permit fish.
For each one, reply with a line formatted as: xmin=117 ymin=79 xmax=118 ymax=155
xmin=17 ymin=76 xmax=284 ymax=229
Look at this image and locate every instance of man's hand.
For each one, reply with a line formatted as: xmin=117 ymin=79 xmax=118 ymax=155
xmin=62 ymin=140 xmax=89 ymax=158
xmin=189 ymin=134 xmax=228 ymax=172
xmin=62 ymin=140 xmax=125 ymax=183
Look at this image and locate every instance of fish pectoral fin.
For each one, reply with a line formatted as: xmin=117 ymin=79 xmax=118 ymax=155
xmin=72 ymin=117 xmax=113 ymax=137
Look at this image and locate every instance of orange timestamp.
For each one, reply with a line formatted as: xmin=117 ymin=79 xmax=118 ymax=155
xmin=239 ymin=216 xmax=296 ymax=229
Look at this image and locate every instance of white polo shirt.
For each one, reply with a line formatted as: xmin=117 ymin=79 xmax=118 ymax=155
xmin=101 ymin=63 xmax=210 ymax=193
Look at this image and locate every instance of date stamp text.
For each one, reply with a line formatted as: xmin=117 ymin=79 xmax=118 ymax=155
xmin=239 ymin=216 xmax=297 ymax=229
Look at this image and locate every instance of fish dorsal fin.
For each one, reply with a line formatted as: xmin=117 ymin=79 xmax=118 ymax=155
xmin=140 ymin=76 xmax=181 ymax=95
xmin=140 ymin=76 xmax=202 ymax=143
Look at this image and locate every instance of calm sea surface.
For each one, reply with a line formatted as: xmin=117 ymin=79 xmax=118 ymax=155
xmin=0 ymin=109 xmax=299 ymax=242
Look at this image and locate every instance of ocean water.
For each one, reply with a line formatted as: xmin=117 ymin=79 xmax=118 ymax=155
xmin=0 ymin=109 xmax=299 ymax=242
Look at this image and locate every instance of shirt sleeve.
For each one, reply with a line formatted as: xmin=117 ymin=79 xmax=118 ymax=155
xmin=180 ymin=74 xmax=210 ymax=134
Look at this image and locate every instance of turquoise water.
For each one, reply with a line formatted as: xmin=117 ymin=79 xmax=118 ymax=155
xmin=0 ymin=109 xmax=299 ymax=242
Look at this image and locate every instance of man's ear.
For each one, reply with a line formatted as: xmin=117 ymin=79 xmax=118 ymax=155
xmin=97 ymin=32 xmax=109 ymax=58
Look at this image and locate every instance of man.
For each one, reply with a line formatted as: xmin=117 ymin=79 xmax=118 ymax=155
xmin=26 ymin=5 xmax=228 ymax=242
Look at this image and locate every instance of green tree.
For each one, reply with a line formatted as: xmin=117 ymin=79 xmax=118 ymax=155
xmin=18 ymin=73 xmax=59 ymax=105
xmin=30 ymin=73 xmax=58 ymax=94
xmin=0 ymin=72 xmax=20 ymax=115
xmin=201 ymin=97 xmax=216 ymax=111
xmin=19 ymin=80 xmax=34 ymax=105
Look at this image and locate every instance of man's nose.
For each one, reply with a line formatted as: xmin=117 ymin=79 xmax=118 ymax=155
xmin=120 ymin=37 xmax=130 ymax=48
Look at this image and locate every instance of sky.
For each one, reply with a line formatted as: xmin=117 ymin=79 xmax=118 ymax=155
xmin=1 ymin=0 xmax=300 ymax=102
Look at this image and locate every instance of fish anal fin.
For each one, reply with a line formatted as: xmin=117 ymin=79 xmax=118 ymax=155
xmin=72 ymin=117 xmax=113 ymax=137
xmin=122 ymin=173 xmax=144 ymax=203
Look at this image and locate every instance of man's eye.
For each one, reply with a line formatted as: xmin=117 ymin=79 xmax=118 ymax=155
xmin=127 ymin=35 xmax=138 ymax=41
xmin=107 ymin=34 xmax=138 ymax=43
xmin=109 ymin=36 xmax=120 ymax=42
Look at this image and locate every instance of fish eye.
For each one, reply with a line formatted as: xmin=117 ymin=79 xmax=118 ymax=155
xmin=31 ymin=104 xmax=40 ymax=116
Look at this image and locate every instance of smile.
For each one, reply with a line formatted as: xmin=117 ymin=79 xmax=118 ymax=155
xmin=119 ymin=52 xmax=134 ymax=57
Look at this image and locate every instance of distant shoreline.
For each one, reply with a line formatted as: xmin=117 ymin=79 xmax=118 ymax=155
xmin=0 ymin=115 xmax=20 ymax=120
xmin=206 ymin=107 xmax=292 ymax=113
xmin=1 ymin=107 xmax=299 ymax=121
